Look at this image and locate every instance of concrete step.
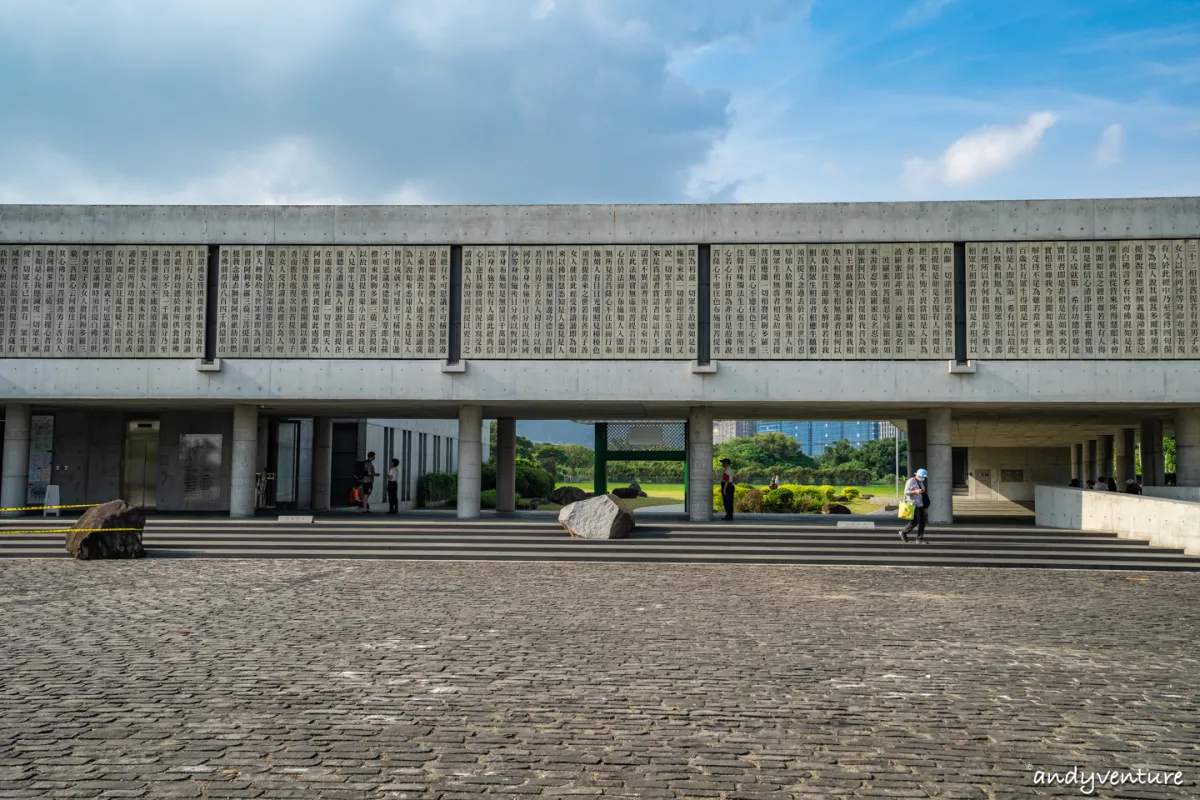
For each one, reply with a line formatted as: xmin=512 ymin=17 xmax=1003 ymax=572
xmin=4 ymin=520 xmax=1198 ymax=570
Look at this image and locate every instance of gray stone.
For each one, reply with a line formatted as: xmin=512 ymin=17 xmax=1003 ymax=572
xmin=548 ymin=487 xmax=588 ymax=506
xmin=558 ymin=495 xmax=635 ymax=540
xmin=65 ymin=500 xmax=146 ymax=560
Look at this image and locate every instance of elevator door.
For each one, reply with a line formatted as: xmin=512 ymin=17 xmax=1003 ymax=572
xmin=123 ymin=420 xmax=160 ymax=509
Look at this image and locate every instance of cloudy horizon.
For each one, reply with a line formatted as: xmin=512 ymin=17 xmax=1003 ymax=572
xmin=1 ymin=0 xmax=1198 ymax=206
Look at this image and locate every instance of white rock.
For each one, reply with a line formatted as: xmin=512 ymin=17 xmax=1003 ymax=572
xmin=558 ymin=494 xmax=635 ymax=540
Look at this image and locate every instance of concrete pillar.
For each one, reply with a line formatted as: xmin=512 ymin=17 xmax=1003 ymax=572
xmin=1175 ymin=408 xmax=1200 ymax=487
xmin=456 ymin=406 xmax=483 ymax=520
xmin=312 ymin=416 xmax=332 ymax=511
xmin=230 ymin=405 xmax=258 ymax=518
xmin=496 ymin=418 xmax=516 ymax=513
xmin=687 ymin=407 xmax=714 ymax=522
xmin=1097 ymin=434 xmax=1114 ymax=483
xmin=906 ymin=419 xmax=927 ymax=477
xmin=1140 ymin=420 xmax=1164 ymax=486
xmin=1071 ymin=443 xmax=1083 ymax=481
xmin=1084 ymin=439 xmax=1097 ymax=484
xmin=927 ymin=408 xmax=953 ymax=524
xmin=1 ymin=404 xmax=32 ymax=518
xmin=1115 ymin=428 xmax=1135 ymax=486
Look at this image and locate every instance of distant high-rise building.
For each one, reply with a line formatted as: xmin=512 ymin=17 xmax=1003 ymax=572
xmin=879 ymin=421 xmax=904 ymax=440
xmin=756 ymin=421 xmax=883 ymax=456
xmin=714 ymin=420 xmax=758 ymax=444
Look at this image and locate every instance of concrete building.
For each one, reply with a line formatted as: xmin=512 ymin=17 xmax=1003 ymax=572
xmin=2 ymin=199 xmax=1200 ymax=524
xmin=714 ymin=421 xmax=758 ymax=444
xmin=756 ymin=420 xmax=882 ymax=456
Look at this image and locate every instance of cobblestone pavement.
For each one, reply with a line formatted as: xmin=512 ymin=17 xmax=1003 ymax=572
xmin=1 ymin=561 xmax=1197 ymax=799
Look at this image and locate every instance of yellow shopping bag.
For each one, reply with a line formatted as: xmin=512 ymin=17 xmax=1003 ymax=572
xmin=897 ymin=501 xmax=915 ymax=520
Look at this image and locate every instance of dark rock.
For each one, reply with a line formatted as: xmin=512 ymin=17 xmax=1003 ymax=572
xmin=821 ymin=503 xmax=852 ymax=515
xmin=862 ymin=494 xmax=874 ymax=500
xmin=558 ymin=495 xmax=635 ymax=539
xmin=611 ymin=487 xmax=639 ymax=499
xmin=515 ymin=500 xmax=542 ymax=510
xmin=548 ymin=486 xmax=588 ymax=506
xmin=637 ymin=491 xmax=648 ymax=497
xmin=833 ymin=494 xmax=849 ymax=502
xmin=66 ymin=500 xmax=146 ymax=560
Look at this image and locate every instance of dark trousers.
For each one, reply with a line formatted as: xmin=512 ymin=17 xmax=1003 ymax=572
xmin=902 ymin=505 xmax=928 ymax=538
xmin=387 ymin=481 xmax=398 ymax=513
xmin=721 ymin=483 xmax=735 ymax=519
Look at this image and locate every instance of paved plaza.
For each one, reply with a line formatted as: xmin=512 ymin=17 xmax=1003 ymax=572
xmin=0 ymin=560 xmax=1197 ymax=799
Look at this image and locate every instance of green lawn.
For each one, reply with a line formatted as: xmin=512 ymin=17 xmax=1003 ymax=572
xmin=547 ymin=481 xmax=899 ymax=515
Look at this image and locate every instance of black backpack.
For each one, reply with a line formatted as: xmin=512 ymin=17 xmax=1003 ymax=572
xmin=352 ymin=461 xmax=366 ymax=482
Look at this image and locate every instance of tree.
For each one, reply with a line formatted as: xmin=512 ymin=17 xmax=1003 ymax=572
xmin=855 ymin=437 xmax=908 ymax=482
xmin=714 ymin=433 xmax=816 ymax=471
xmin=816 ymin=438 xmax=858 ymax=469
xmin=562 ymin=444 xmax=595 ymax=477
xmin=534 ymin=443 xmax=567 ymax=476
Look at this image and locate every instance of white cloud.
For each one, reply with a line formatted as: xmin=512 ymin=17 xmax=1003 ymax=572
xmin=1094 ymin=124 xmax=1125 ymax=166
xmin=899 ymin=0 xmax=959 ymax=29
xmin=0 ymin=137 xmax=351 ymax=205
xmin=903 ymin=111 xmax=1058 ymax=186
xmin=382 ymin=181 xmax=441 ymax=205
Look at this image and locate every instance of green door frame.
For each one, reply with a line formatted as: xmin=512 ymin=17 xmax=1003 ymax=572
xmin=594 ymin=422 xmax=689 ymax=507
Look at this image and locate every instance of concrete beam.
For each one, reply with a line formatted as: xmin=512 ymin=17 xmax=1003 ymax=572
xmin=927 ymin=409 xmax=952 ymax=524
xmin=4 ymin=358 xmax=1200 ymax=408
xmin=687 ymin=408 xmax=714 ymax=523
xmin=456 ymin=406 xmax=483 ymax=520
xmin=4 ymin=199 xmax=1199 ymax=244
xmin=230 ymin=405 xmax=257 ymax=518
xmin=1176 ymin=408 xmax=1200 ymax=487
xmin=312 ymin=417 xmax=332 ymax=511
xmin=1 ymin=404 xmax=31 ymax=517
xmin=495 ymin=418 xmax=516 ymax=513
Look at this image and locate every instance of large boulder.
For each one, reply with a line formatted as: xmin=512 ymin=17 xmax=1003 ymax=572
xmin=821 ymin=502 xmax=851 ymax=515
xmin=558 ymin=495 xmax=635 ymax=540
xmin=65 ymin=500 xmax=146 ymax=560
xmin=548 ymin=486 xmax=588 ymax=506
xmin=610 ymin=486 xmax=639 ymax=500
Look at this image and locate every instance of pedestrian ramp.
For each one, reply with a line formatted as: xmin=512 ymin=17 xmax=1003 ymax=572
xmin=1 ymin=516 xmax=1198 ymax=570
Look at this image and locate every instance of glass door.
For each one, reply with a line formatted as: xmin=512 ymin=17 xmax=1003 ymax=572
xmin=275 ymin=420 xmax=300 ymax=509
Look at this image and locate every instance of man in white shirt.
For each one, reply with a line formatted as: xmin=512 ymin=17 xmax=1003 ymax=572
xmin=720 ymin=458 xmax=735 ymax=521
xmin=387 ymin=458 xmax=400 ymax=514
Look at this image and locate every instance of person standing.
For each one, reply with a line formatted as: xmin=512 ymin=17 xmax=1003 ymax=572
xmin=720 ymin=458 xmax=735 ymax=521
xmin=387 ymin=458 xmax=400 ymax=514
xmin=899 ymin=468 xmax=930 ymax=543
xmin=360 ymin=451 xmax=377 ymax=514
xmin=768 ymin=474 xmax=780 ymax=490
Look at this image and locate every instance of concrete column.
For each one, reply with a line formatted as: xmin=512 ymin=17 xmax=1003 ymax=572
xmin=1175 ymin=408 xmax=1200 ymax=487
xmin=1 ymin=404 xmax=32 ymax=518
xmin=906 ymin=419 xmax=927 ymax=477
xmin=1071 ymin=443 xmax=1083 ymax=481
xmin=1115 ymin=428 xmax=1135 ymax=486
xmin=312 ymin=416 xmax=332 ymax=511
xmin=230 ymin=405 xmax=258 ymax=518
xmin=495 ymin=418 xmax=516 ymax=513
xmin=687 ymin=407 xmax=714 ymax=523
xmin=1140 ymin=420 xmax=1164 ymax=486
xmin=927 ymin=408 xmax=953 ymax=524
xmin=456 ymin=406 xmax=483 ymax=520
xmin=1097 ymin=434 xmax=1114 ymax=483
xmin=1084 ymin=439 xmax=1097 ymax=484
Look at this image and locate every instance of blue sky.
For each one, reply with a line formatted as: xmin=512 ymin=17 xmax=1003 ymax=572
xmin=1 ymin=0 xmax=1197 ymax=205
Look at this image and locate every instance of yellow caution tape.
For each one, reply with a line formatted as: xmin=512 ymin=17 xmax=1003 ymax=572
xmin=0 ymin=503 xmax=99 ymax=513
xmin=0 ymin=527 xmax=144 ymax=536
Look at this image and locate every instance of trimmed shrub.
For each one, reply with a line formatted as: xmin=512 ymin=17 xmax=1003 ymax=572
xmin=735 ymin=488 xmax=764 ymax=513
xmin=763 ymin=487 xmax=794 ymax=513
xmin=843 ymin=487 xmax=861 ymax=501
xmin=818 ymin=484 xmax=836 ymax=501
xmin=420 ymin=472 xmax=456 ymax=504
xmin=480 ymin=489 xmax=497 ymax=510
xmin=516 ymin=463 xmax=555 ymax=500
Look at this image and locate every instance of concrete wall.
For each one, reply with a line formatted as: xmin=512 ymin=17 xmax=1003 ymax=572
xmin=1036 ymin=485 xmax=1200 ymax=555
xmin=968 ymin=447 xmax=1072 ymax=502
xmin=1144 ymin=486 xmax=1200 ymax=503
xmin=2 ymin=199 xmax=1198 ymax=244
